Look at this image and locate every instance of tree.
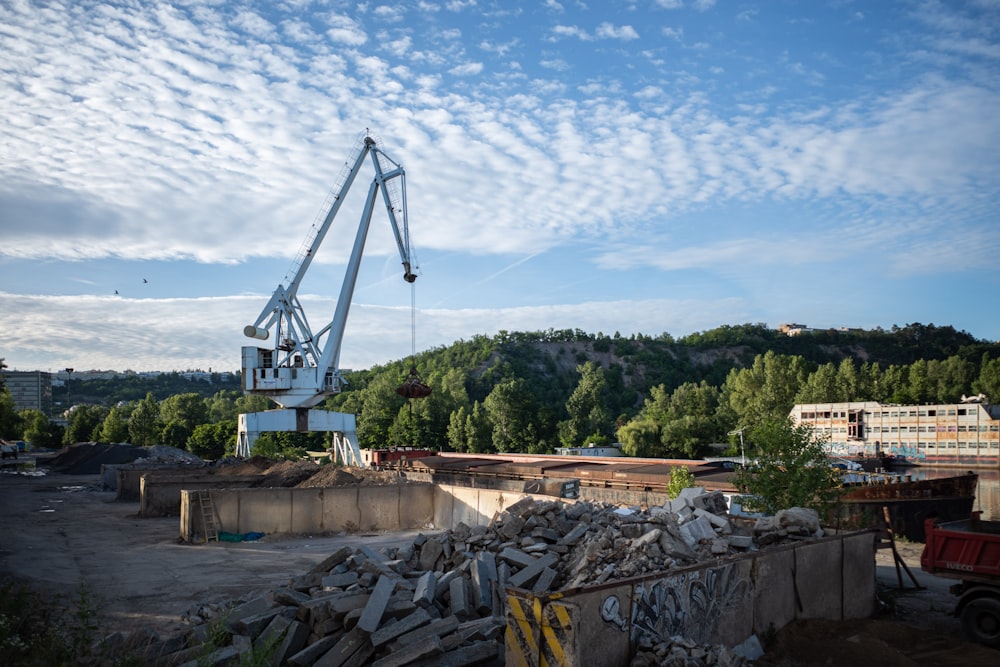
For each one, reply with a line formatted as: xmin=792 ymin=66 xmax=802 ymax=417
xmin=616 ymin=419 xmax=662 ymax=458
xmin=0 ymin=387 xmax=20 ymax=438
xmin=159 ymin=393 xmax=209 ymax=446
xmin=188 ymin=420 xmax=236 ymax=459
xmin=64 ymin=405 xmax=108 ymax=444
xmin=128 ymin=393 xmax=162 ymax=447
xmin=927 ymin=356 xmax=976 ymax=403
xmin=206 ymin=390 xmax=242 ymax=422
xmin=99 ymin=405 xmax=130 ymax=443
xmin=666 ymin=465 xmax=697 ymax=499
xmin=465 ymin=402 xmax=493 ymax=453
xmin=558 ymin=362 xmax=610 ymax=447
xmin=355 ymin=373 xmax=407 ymax=449
xmin=795 ymin=363 xmax=838 ymax=404
xmin=19 ymin=409 xmax=63 ymax=447
xmin=721 ymin=351 xmax=808 ymax=434
xmin=735 ymin=419 xmax=841 ymax=515
xmin=973 ymin=354 xmax=1000 ymax=402
xmin=655 ymin=381 xmax=720 ymax=458
xmin=483 ymin=378 xmax=537 ymax=453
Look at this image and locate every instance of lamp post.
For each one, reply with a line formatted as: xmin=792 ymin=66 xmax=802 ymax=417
xmin=728 ymin=428 xmax=745 ymax=465
xmin=64 ymin=368 xmax=74 ymax=410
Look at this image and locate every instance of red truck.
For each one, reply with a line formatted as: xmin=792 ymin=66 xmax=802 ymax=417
xmin=921 ymin=513 xmax=1000 ymax=647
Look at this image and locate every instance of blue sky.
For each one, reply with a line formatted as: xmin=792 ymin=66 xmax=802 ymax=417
xmin=1 ymin=0 xmax=998 ymax=373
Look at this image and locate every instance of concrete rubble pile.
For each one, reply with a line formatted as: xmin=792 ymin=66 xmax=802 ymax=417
xmin=106 ymin=487 xmax=821 ymax=666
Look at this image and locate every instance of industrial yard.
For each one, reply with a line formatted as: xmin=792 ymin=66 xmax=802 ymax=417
xmin=1 ymin=448 xmax=998 ymax=665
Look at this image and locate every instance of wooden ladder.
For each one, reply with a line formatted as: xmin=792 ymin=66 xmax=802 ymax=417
xmin=197 ymin=490 xmax=220 ymax=543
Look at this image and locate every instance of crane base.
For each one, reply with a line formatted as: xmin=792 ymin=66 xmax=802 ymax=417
xmin=236 ymin=408 xmax=363 ymax=466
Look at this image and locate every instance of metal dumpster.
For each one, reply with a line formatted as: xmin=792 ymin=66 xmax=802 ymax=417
xmin=504 ymin=528 xmax=877 ymax=666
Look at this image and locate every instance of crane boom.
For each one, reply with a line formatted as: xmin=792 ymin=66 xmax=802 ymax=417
xmin=236 ymin=133 xmax=417 ymax=461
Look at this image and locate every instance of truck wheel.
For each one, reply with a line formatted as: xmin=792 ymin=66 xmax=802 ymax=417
xmin=961 ymin=597 xmax=1000 ymax=648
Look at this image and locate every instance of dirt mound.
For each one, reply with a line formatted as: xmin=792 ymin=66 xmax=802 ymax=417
xmin=213 ymin=456 xmax=274 ymax=476
xmin=297 ymin=464 xmax=406 ymax=488
xmin=41 ymin=442 xmax=150 ymax=475
xmin=255 ymin=460 xmax=321 ymax=487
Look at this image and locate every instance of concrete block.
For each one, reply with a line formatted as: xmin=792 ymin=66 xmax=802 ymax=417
xmin=274 ymin=587 xmax=311 ymax=606
xmin=435 ymin=569 xmax=460 ymax=599
xmin=370 ymin=607 xmax=432 ymax=647
xmin=419 ymin=538 xmax=444 ymax=571
xmin=388 ymin=615 xmax=460 ymax=653
xmin=678 ymin=516 xmax=715 ymax=546
xmin=694 ymin=507 xmax=731 ymax=531
xmin=507 ymin=552 xmax=558 ymax=588
xmin=226 ymin=595 xmax=272 ymax=629
xmin=532 ymin=566 xmax=557 ymax=593
xmin=728 ymin=534 xmax=754 ymax=549
xmin=412 ymin=570 xmax=436 ymax=607
xmin=314 ymin=626 xmax=369 ymax=667
xmin=426 ymin=639 xmax=499 ymax=667
xmin=359 ymin=545 xmax=390 ymax=562
xmin=357 ymin=574 xmax=395 ymax=633
xmin=232 ymin=606 xmax=296 ymax=637
xmin=371 ymin=635 xmax=442 ymax=667
xmin=327 ymin=591 xmax=373 ymax=618
xmin=254 ymin=613 xmax=290 ymax=649
xmin=449 ymin=576 xmax=470 ymax=620
xmin=287 ymin=635 xmax=338 ymax=667
xmin=177 ymin=645 xmax=240 ymax=667
xmin=323 ymin=572 xmax=360 ymax=589
xmin=273 ymin=619 xmax=310 ymax=665
xmin=310 ymin=546 xmax=354 ymax=573
xmin=470 ymin=551 xmax=497 ymax=614
xmin=497 ymin=547 xmax=536 ymax=568
xmin=557 ymin=522 xmax=589 ymax=546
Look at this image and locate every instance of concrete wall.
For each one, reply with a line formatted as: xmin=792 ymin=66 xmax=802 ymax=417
xmin=406 ymin=470 xmax=675 ymax=506
xmin=504 ymin=530 xmax=877 ymax=663
xmin=179 ymin=483 xmax=534 ymax=542
xmin=140 ymin=476 xmax=261 ymax=517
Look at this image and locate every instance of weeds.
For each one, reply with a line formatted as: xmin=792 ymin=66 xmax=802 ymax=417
xmin=0 ymin=577 xmax=110 ymax=666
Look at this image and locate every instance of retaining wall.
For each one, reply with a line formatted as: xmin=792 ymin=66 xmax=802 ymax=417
xmin=179 ymin=483 xmax=533 ymax=542
xmin=405 ymin=470 xmax=676 ymax=506
xmin=141 ymin=476 xmax=261 ymax=517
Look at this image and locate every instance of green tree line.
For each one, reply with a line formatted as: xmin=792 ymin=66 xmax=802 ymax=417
xmin=2 ymin=322 xmax=999 ymax=460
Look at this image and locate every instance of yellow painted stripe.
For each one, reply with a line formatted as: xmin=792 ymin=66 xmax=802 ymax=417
xmin=506 ymin=595 xmax=537 ymax=667
xmin=540 ymin=624 xmax=567 ymax=666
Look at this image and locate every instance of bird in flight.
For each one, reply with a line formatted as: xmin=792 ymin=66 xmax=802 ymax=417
xmin=143 ymin=278 xmax=148 ymax=283
xmin=114 ymin=290 xmax=119 ymax=295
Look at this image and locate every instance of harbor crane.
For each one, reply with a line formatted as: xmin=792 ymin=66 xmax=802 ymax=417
xmin=236 ymin=133 xmax=418 ymax=464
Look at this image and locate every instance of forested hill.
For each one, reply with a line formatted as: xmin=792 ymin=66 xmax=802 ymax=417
xmin=32 ymin=322 xmax=1000 ymax=459
xmin=320 ymin=322 xmax=1000 ymax=457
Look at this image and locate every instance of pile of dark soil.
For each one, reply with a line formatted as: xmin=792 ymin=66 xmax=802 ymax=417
xmin=40 ymin=443 xmax=150 ymax=475
xmin=296 ymin=464 xmax=406 ymax=488
xmin=255 ymin=460 xmax=322 ymax=487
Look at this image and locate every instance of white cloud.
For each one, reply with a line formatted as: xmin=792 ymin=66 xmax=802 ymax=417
xmin=325 ymin=14 xmax=368 ymax=46
xmin=595 ymin=23 xmax=639 ymax=41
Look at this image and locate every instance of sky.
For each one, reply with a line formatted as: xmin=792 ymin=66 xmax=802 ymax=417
xmin=1 ymin=0 xmax=999 ymax=374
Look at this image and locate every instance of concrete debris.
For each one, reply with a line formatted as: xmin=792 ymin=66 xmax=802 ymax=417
xmin=630 ymin=634 xmax=752 ymax=667
xmin=106 ymin=489 xmax=821 ymax=666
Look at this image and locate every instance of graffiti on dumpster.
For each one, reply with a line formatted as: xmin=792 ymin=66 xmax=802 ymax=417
xmin=600 ymin=595 xmax=628 ymax=631
xmin=614 ymin=563 xmax=751 ymax=645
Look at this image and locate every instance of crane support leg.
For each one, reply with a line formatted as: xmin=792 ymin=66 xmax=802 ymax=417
xmin=236 ymin=409 xmax=364 ymax=466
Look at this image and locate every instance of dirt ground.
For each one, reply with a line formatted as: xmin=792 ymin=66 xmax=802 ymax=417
xmin=1 ymin=455 xmax=999 ymax=665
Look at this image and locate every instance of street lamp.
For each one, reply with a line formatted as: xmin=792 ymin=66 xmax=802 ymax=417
xmin=64 ymin=368 xmax=74 ymax=410
xmin=728 ymin=428 xmax=745 ymax=465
